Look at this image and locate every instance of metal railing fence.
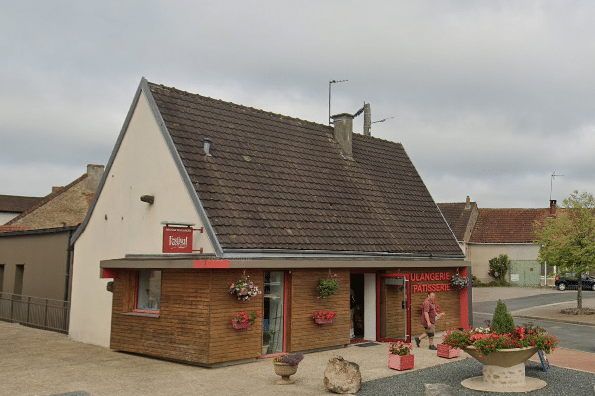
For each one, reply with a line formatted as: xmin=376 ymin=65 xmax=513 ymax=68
xmin=0 ymin=293 xmax=70 ymax=334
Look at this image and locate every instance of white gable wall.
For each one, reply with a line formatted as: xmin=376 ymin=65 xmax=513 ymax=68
xmin=70 ymin=91 xmax=214 ymax=347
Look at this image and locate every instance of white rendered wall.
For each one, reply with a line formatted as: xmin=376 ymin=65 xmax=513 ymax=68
xmin=363 ymin=273 xmax=377 ymax=341
xmin=69 ymin=92 xmax=213 ymax=347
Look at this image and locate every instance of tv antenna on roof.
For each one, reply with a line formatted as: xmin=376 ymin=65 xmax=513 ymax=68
xmin=550 ymin=172 xmax=564 ymax=201
xmin=329 ymin=79 xmax=348 ymax=125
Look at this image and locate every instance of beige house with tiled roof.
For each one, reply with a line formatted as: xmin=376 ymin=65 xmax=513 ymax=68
xmin=0 ymin=194 xmax=43 ymax=225
xmin=0 ymin=165 xmax=103 ymax=322
xmin=70 ymin=78 xmax=470 ymax=365
xmin=466 ymin=202 xmax=555 ymax=284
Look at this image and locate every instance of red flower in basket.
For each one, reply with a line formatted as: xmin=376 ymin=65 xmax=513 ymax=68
xmin=231 ymin=310 xmax=261 ymax=330
xmin=311 ymin=310 xmax=337 ymax=324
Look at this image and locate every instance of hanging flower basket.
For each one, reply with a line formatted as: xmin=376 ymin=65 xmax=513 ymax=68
xmin=311 ymin=310 xmax=337 ymax=325
xmin=229 ymin=272 xmax=261 ymax=301
xmin=231 ymin=321 xmax=252 ymax=330
xmin=388 ymin=354 xmax=414 ymax=371
xmin=450 ymin=272 xmax=470 ymax=289
xmin=437 ymin=343 xmax=460 ymax=359
xmin=317 ymin=272 xmax=339 ymax=298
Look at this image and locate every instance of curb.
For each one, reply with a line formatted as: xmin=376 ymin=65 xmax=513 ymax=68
xmin=512 ymin=314 xmax=595 ymax=327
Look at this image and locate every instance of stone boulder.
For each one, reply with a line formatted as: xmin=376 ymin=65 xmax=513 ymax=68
xmin=323 ymin=356 xmax=362 ymax=394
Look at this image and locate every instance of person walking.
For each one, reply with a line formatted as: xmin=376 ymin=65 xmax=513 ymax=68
xmin=415 ymin=291 xmax=444 ymax=350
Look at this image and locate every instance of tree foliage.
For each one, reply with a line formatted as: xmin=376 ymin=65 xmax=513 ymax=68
xmin=535 ymin=190 xmax=595 ymax=309
xmin=488 ymin=254 xmax=510 ymax=281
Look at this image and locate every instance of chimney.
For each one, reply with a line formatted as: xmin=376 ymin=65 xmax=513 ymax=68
xmin=363 ymin=103 xmax=371 ymax=136
xmin=550 ymin=199 xmax=557 ymax=215
xmin=331 ymin=113 xmax=353 ymax=157
xmin=465 ymin=196 xmax=471 ymax=210
xmin=85 ymin=164 xmax=105 ymax=193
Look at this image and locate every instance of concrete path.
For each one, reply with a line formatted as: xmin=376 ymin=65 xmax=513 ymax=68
xmin=0 ymin=321 xmax=467 ymax=396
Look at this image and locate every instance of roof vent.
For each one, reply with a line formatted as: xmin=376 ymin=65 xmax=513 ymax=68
xmin=203 ymin=138 xmax=212 ymax=156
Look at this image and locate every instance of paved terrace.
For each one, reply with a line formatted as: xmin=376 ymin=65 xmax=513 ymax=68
xmin=1 ymin=287 xmax=593 ymax=396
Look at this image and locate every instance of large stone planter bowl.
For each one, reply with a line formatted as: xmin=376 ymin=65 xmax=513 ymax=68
xmin=464 ymin=346 xmax=538 ymax=367
xmin=461 ymin=346 xmax=546 ymax=393
xmin=273 ymin=362 xmax=298 ymax=385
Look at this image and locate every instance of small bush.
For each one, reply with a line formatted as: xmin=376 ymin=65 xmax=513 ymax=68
xmin=491 ymin=300 xmax=516 ymax=334
xmin=488 ymin=254 xmax=510 ymax=281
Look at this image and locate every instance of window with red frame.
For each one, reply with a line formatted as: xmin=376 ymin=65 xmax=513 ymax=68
xmin=135 ymin=270 xmax=161 ymax=313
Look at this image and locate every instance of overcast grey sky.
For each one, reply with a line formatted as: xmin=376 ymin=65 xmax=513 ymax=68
xmin=2 ymin=1 xmax=594 ymax=208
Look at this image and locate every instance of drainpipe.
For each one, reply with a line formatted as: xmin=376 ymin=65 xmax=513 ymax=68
xmin=64 ymin=230 xmax=73 ymax=302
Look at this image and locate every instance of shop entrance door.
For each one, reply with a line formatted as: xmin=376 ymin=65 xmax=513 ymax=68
xmin=377 ymin=273 xmax=411 ymax=342
xmin=263 ymin=271 xmax=284 ymax=355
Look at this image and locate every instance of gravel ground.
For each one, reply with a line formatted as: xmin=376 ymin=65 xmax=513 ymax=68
xmin=357 ymin=359 xmax=595 ymax=396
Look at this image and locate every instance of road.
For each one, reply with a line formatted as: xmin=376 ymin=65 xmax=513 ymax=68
xmin=472 ymin=290 xmax=595 ymax=353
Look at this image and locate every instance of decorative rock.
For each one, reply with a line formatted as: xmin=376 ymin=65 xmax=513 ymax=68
xmin=323 ymin=356 xmax=362 ymax=394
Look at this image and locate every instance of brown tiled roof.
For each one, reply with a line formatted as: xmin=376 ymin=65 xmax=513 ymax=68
xmin=0 ymin=195 xmax=43 ymax=213
xmin=0 ymin=225 xmax=29 ymax=233
xmin=438 ymin=202 xmax=476 ymax=241
xmin=148 ymin=82 xmax=462 ymax=256
xmin=469 ymin=208 xmax=551 ymax=243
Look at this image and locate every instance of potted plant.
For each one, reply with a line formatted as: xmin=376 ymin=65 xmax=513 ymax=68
xmin=311 ymin=310 xmax=337 ymax=325
xmin=442 ymin=300 xmax=558 ymax=392
xmin=273 ymin=353 xmax=304 ymax=384
xmin=231 ymin=310 xmax=261 ymax=330
xmin=229 ymin=272 xmax=261 ymax=301
xmin=262 ymin=330 xmax=275 ymax=355
xmin=387 ymin=341 xmax=414 ymax=371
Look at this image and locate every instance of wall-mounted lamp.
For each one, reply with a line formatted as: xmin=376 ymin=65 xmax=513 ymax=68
xmin=140 ymin=195 xmax=155 ymax=204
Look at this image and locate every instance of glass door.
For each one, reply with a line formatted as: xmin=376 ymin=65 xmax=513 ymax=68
xmin=377 ymin=273 xmax=410 ymax=342
xmin=263 ymin=271 xmax=284 ymax=355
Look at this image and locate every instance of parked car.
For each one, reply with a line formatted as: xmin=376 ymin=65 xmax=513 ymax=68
xmin=555 ymin=272 xmax=595 ymax=291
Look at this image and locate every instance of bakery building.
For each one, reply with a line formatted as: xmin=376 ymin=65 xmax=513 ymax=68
xmin=69 ymin=78 xmax=471 ymax=366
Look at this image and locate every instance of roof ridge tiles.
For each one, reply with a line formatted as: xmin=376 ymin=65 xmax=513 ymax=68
xmin=149 ymin=82 xmax=330 ymax=132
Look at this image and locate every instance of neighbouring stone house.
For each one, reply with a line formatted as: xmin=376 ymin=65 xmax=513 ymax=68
xmin=0 ymin=165 xmax=104 ymax=304
xmin=69 ymin=78 xmax=471 ymax=366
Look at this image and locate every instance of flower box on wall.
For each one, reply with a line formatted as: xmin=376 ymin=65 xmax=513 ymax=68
xmin=314 ymin=317 xmax=334 ymax=325
xmin=388 ymin=354 xmax=414 ymax=371
xmin=437 ymin=343 xmax=460 ymax=359
xmin=231 ymin=321 xmax=252 ymax=330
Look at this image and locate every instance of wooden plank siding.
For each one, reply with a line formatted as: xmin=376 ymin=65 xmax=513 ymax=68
xmin=110 ymin=269 xmax=211 ymax=364
xmin=207 ymin=269 xmax=264 ymax=364
xmin=108 ymin=266 xmax=466 ymax=365
xmin=406 ymin=268 xmax=463 ymax=336
xmin=288 ymin=269 xmax=350 ymax=352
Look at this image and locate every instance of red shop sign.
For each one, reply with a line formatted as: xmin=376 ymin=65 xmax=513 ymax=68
xmin=163 ymin=226 xmax=193 ymax=253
